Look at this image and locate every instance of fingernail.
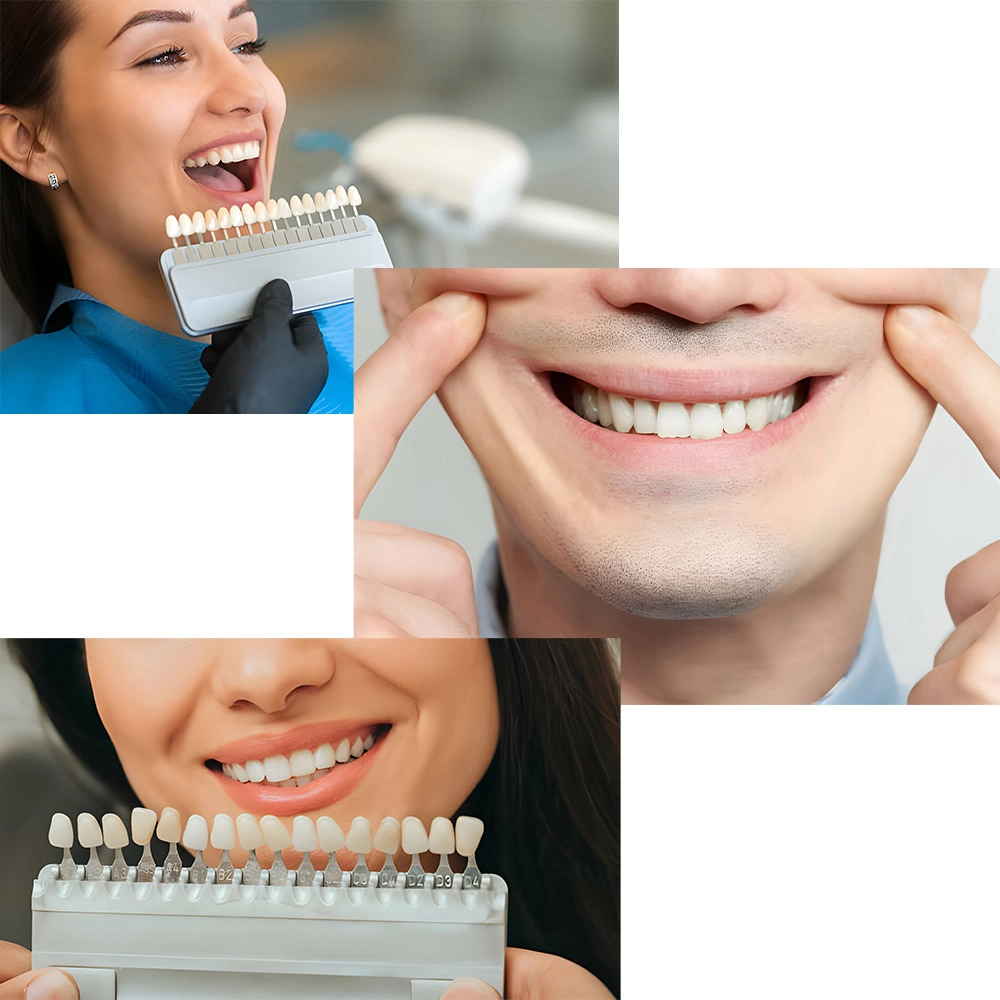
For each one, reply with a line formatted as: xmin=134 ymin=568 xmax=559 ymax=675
xmin=431 ymin=291 xmax=475 ymax=316
xmin=439 ymin=977 xmax=497 ymax=999
xmin=26 ymin=969 xmax=78 ymax=1000
xmin=893 ymin=304 xmax=935 ymax=331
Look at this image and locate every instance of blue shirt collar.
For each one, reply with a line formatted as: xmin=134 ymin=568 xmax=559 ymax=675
xmin=475 ymin=542 xmax=903 ymax=704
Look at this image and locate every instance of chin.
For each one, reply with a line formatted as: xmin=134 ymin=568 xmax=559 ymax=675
xmin=551 ymin=526 xmax=800 ymax=621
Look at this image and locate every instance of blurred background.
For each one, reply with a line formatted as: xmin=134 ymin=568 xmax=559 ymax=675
xmin=258 ymin=0 xmax=618 ymax=267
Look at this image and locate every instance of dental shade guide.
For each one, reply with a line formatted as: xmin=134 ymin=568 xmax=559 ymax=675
xmin=160 ymin=185 xmax=390 ymax=337
xmin=260 ymin=814 xmax=292 ymax=886
xmin=180 ymin=814 xmax=209 ymax=884
xmin=156 ymin=807 xmax=183 ymax=883
xmin=33 ymin=811 xmax=505 ymax=1000
xmin=236 ymin=813 xmax=264 ymax=885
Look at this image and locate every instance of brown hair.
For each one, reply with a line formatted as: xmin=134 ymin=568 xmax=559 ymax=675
xmin=9 ymin=638 xmax=622 ymax=995
xmin=0 ymin=0 xmax=79 ymax=332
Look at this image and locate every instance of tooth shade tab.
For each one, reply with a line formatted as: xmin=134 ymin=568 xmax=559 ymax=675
xmin=373 ymin=817 xmax=401 ymax=854
xmin=401 ymin=816 xmax=429 ymax=855
xmin=317 ymin=816 xmax=345 ymax=853
xmin=455 ymin=816 xmax=484 ymax=857
xmin=210 ymin=814 xmax=236 ymax=851
xmin=156 ymin=807 xmax=182 ymax=843
xmin=192 ymin=212 xmax=206 ymax=235
xmin=165 ymin=215 xmax=181 ymax=242
xmin=182 ymin=814 xmax=209 ymax=852
xmin=236 ymin=814 xmax=265 ymax=851
xmin=77 ymin=813 xmax=102 ymax=849
xmin=292 ymin=816 xmax=319 ymax=853
xmin=567 ymin=376 xmax=808 ymax=439
xmin=301 ymin=193 xmax=316 ymax=216
xmin=347 ymin=817 xmax=372 ymax=855
xmin=261 ymin=815 xmax=292 ymax=851
xmin=48 ymin=813 xmax=74 ymax=849
xmin=347 ymin=185 xmax=362 ymax=212
xmin=241 ymin=202 xmax=256 ymax=226
xmin=101 ymin=814 xmax=129 ymax=850
xmin=428 ymin=817 xmax=455 ymax=856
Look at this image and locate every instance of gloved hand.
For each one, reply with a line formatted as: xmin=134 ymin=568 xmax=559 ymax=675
xmin=189 ymin=278 xmax=328 ymax=413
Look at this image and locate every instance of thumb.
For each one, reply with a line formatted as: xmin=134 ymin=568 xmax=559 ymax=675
xmin=439 ymin=977 xmax=500 ymax=1000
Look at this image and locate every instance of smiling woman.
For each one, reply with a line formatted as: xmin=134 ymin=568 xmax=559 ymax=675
xmin=0 ymin=0 xmax=350 ymax=413
xmin=5 ymin=638 xmax=621 ymax=998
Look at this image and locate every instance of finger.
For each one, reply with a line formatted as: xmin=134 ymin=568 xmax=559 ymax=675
xmin=945 ymin=540 xmax=1000 ymax=625
xmin=354 ymin=292 xmax=487 ymax=515
xmin=0 ymin=941 xmax=30 ymax=981
xmin=0 ymin=967 xmax=78 ymax=1000
xmin=503 ymin=947 xmax=615 ymax=1000
xmin=242 ymin=278 xmax=294 ymax=345
xmin=374 ymin=268 xmax=416 ymax=336
xmin=354 ymin=576 xmax=478 ymax=638
xmin=288 ymin=311 xmax=326 ymax=358
xmin=884 ymin=304 xmax=1000 ymax=477
xmin=200 ymin=326 xmax=242 ymax=374
xmin=812 ymin=269 xmax=987 ymax=331
xmin=933 ymin=594 xmax=1000 ymax=667
xmin=439 ymin=977 xmax=501 ymax=1000
xmin=355 ymin=522 xmax=478 ymax=633
xmin=910 ymin=610 xmax=1000 ymax=704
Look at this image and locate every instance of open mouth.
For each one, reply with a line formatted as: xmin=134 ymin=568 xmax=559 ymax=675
xmin=205 ymin=724 xmax=389 ymax=789
xmin=551 ymin=373 xmax=811 ymax=439
xmin=182 ymin=140 xmax=260 ymax=194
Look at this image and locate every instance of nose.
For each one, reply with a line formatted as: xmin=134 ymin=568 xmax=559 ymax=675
xmin=204 ymin=48 xmax=268 ymax=118
xmin=591 ymin=269 xmax=790 ymax=324
xmin=209 ymin=640 xmax=337 ymax=714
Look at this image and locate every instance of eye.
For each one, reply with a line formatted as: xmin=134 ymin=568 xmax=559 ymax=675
xmin=139 ymin=46 xmax=186 ymax=68
xmin=233 ymin=38 xmax=267 ymax=57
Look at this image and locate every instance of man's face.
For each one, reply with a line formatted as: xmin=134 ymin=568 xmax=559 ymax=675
xmin=388 ymin=269 xmax=987 ymax=619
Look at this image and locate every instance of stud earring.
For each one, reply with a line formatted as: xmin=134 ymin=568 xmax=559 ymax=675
xmin=48 ymin=173 xmax=59 ymax=191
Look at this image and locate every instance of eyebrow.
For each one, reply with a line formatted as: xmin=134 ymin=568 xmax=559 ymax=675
xmin=108 ymin=3 xmax=254 ymax=46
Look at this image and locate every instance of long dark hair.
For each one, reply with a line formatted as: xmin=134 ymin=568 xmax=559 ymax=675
xmin=8 ymin=638 xmax=621 ymax=996
xmin=0 ymin=1 xmax=79 ymax=332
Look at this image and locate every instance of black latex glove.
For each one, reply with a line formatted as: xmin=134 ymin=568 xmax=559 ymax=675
xmin=189 ymin=278 xmax=328 ymax=413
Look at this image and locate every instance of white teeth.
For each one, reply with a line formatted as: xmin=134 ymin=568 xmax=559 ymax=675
xmin=292 ymin=816 xmax=318 ymax=853
xmin=289 ymin=748 xmax=315 ymax=778
xmin=317 ymin=816 xmax=345 ymax=853
xmin=609 ymin=393 xmax=634 ymax=433
xmin=428 ymin=817 xmax=455 ymax=856
xmin=184 ymin=140 xmax=260 ymax=170
xmin=182 ymin=814 xmax=209 ymax=852
xmin=218 ymin=733 xmax=378 ymax=789
xmin=101 ymin=814 xmax=129 ymax=850
xmin=656 ymin=401 xmax=690 ymax=438
xmin=260 ymin=815 xmax=291 ymax=852
xmin=722 ymin=399 xmax=747 ymax=434
xmin=572 ymin=379 xmax=805 ymax=439
xmin=455 ymin=816 xmax=484 ymax=857
xmin=401 ymin=816 xmax=428 ymax=855
xmin=346 ymin=817 xmax=372 ymax=855
xmin=633 ymin=397 xmax=657 ymax=434
xmin=131 ymin=808 xmax=157 ymax=846
xmin=263 ymin=755 xmax=292 ymax=783
xmin=211 ymin=814 xmax=236 ymax=851
xmin=689 ymin=402 xmax=723 ymax=440
xmin=77 ymin=813 xmax=102 ymax=849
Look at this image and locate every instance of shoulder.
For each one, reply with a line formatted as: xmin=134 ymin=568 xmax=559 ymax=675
xmin=0 ymin=331 xmax=144 ymax=413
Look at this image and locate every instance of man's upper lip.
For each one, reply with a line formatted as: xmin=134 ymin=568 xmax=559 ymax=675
xmin=555 ymin=365 xmax=824 ymax=402
xmin=182 ymin=129 xmax=265 ymax=163
xmin=207 ymin=720 xmax=383 ymax=764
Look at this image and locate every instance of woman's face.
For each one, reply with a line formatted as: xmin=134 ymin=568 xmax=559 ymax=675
xmin=45 ymin=0 xmax=285 ymax=272
xmin=83 ymin=640 xmax=499 ymax=864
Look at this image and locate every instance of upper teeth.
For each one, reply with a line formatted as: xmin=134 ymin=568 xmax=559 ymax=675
xmin=571 ymin=380 xmax=803 ymax=439
xmin=220 ymin=733 xmax=376 ymax=787
xmin=184 ymin=140 xmax=260 ymax=169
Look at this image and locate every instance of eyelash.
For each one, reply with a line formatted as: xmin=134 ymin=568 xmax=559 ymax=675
xmin=139 ymin=37 xmax=268 ymax=68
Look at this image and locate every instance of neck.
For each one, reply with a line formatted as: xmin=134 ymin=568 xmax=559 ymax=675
xmin=52 ymin=198 xmax=201 ymax=340
xmin=497 ymin=505 xmax=885 ymax=704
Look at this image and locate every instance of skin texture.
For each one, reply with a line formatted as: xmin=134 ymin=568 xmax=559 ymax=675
xmin=368 ymin=269 xmax=989 ymax=703
xmin=83 ymin=639 xmax=499 ymax=867
xmin=0 ymin=0 xmax=284 ymax=338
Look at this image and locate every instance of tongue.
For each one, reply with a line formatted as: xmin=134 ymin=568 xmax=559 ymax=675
xmin=184 ymin=163 xmax=245 ymax=193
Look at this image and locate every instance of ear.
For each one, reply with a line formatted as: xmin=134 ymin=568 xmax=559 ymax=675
xmin=374 ymin=268 xmax=416 ymax=335
xmin=0 ymin=106 xmax=66 ymax=186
